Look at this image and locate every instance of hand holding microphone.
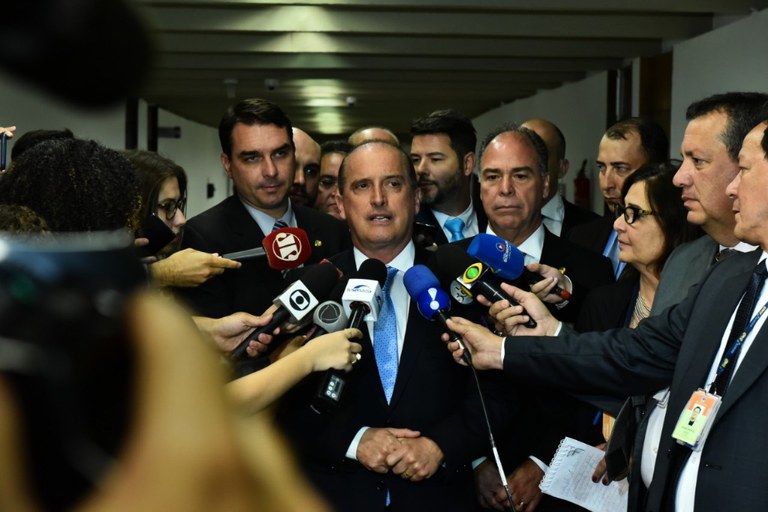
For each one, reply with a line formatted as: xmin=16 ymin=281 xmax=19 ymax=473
xmin=467 ymin=233 xmax=571 ymax=302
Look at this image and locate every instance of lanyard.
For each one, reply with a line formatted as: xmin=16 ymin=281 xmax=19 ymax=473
xmin=711 ymin=301 xmax=768 ymax=386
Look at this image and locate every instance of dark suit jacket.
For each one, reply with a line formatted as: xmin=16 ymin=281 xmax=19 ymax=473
xmin=414 ymin=202 xmax=489 ymax=247
xmin=504 ymin=249 xmax=768 ymax=511
xmin=278 ymin=248 xmax=486 ymax=512
xmin=172 ymin=195 xmax=349 ymax=318
xmin=565 ymin=214 xmax=615 ymax=256
xmin=561 ymin=197 xmax=600 ymax=238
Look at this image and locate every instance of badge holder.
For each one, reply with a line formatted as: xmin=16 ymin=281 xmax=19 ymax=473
xmin=671 ymin=388 xmax=721 ymax=452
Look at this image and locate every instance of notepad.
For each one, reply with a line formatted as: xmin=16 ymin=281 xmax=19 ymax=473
xmin=539 ymin=437 xmax=629 ymax=512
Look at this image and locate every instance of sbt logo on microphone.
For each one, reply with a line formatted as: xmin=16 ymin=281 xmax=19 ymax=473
xmin=271 ymin=231 xmax=303 ymax=262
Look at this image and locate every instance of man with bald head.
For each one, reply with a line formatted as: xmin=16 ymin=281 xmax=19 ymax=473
xmin=348 ymin=126 xmax=399 ymax=146
xmin=290 ymin=127 xmax=322 ymax=206
xmin=521 ymin=118 xmax=598 ymax=237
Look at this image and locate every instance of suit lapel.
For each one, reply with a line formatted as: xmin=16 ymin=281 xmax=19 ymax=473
xmin=224 ymin=195 xmax=265 ymax=243
xmin=415 ymin=208 xmax=449 ymax=246
xmin=388 ymin=301 xmax=427 ymax=409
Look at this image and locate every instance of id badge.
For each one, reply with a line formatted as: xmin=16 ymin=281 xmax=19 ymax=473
xmin=671 ymin=389 xmax=721 ymax=451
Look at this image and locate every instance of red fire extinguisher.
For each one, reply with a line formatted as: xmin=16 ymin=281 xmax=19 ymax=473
xmin=574 ymin=159 xmax=591 ymax=210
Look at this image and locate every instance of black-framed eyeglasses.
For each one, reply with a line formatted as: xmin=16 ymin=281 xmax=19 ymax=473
xmin=621 ymin=205 xmax=655 ymax=225
xmin=156 ymin=198 xmax=186 ymax=221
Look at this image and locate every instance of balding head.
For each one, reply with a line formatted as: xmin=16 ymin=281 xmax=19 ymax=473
xmin=522 ymin=118 xmax=568 ymax=201
xmin=290 ymin=127 xmax=321 ymax=206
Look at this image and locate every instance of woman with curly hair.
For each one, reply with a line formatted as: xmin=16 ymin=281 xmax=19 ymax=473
xmin=0 ymin=138 xmax=140 ymax=232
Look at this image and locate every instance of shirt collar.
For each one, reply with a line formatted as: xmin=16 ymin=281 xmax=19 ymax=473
xmin=352 ymin=240 xmax=416 ymax=272
xmin=240 ymin=197 xmax=296 ymax=235
xmin=486 ymin=222 xmax=545 ymax=265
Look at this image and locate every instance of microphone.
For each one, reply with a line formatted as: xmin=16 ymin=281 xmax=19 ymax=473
xmin=312 ymin=258 xmax=387 ymax=414
xmin=229 ymin=261 xmax=339 ymax=360
xmin=309 ymin=299 xmax=349 ymax=414
xmin=403 ymin=265 xmax=472 ymax=365
xmin=222 ymin=227 xmax=311 ymax=270
xmin=342 ymin=258 xmax=387 ymax=329
xmin=431 ymin=244 xmax=536 ymax=329
xmin=467 ymin=233 xmax=570 ymax=299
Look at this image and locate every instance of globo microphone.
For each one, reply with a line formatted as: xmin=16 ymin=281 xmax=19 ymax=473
xmin=222 ymin=227 xmax=312 ymax=270
xmin=403 ymin=265 xmax=472 ymax=365
xmin=229 ymin=261 xmax=339 ymax=360
xmin=432 ymin=244 xmax=537 ymax=329
xmin=467 ymin=233 xmax=570 ymax=299
xmin=342 ymin=258 xmax=387 ymax=329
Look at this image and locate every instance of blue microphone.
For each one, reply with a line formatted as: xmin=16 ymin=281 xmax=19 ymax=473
xmin=404 ymin=264 xmax=471 ymax=364
xmin=468 ymin=233 xmax=570 ymax=299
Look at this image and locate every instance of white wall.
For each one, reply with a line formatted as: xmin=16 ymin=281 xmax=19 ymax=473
xmin=0 ymin=74 xmax=225 ymax=219
xmin=670 ymin=9 xmax=768 ymax=154
xmin=473 ymin=72 xmax=609 ymax=212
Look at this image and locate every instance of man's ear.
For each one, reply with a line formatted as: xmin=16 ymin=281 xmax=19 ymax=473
xmin=413 ymin=184 xmax=421 ymax=215
xmin=221 ymin=153 xmax=233 ymax=179
xmin=542 ymin=173 xmax=550 ymax=199
xmin=559 ymin=158 xmax=570 ymax=179
xmin=463 ymin=152 xmax=476 ymax=177
xmin=334 ymin=194 xmax=346 ymax=220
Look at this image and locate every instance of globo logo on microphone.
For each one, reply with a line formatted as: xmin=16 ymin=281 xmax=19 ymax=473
xmin=271 ymin=232 xmax=303 ymax=262
xmin=288 ymin=289 xmax=312 ymax=311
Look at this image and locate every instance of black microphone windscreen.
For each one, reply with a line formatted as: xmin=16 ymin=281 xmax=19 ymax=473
xmin=301 ymin=261 xmax=341 ymax=300
xmin=432 ymin=244 xmax=476 ymax=279
xmin=356 ymin=258 xmax=387 ymax=286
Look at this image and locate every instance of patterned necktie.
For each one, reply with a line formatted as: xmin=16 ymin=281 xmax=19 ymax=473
xmin=374 ymin=266 xmax=399 ymax=403
xmin=444 ymin=217 xmax=465 ymax=242
xmin=272 ymin=219 xmax=288 ymax=231
xmin=714 ymin=247 xmax=736 ymax=263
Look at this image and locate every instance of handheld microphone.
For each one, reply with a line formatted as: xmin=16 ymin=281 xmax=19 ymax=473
xmin=432 ymin=244 xmax=536 ymax=329
xmin=403 ymin=265 xmax=472 ymax=365
xmin=342 ymin=258 xmax=387 ymax=329
xmin=312 ymin=259 xmax=387 ymax=414
xmin=310 ymin=300 xmax=349 ymax=414
xmin=467 ymin=233 xmax=570 ymax=299
xmin=229 ymin=261 xmax=339 ymax=360
xmin=222 ymin=227 xmax=311 ymax=271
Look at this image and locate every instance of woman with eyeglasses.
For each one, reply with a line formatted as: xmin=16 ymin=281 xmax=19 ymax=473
xmin=126 ymin=150 xmax=241 ymax=288
xmin=576 ymin=162 xmax=702 ymax=333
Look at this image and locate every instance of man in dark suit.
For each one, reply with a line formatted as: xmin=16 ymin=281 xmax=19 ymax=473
xmin=174 ymin=98 xmax=348 ymax=320
xmin=279 ymin=140 xmax=484 ymax=512
xmin=567 ymin=118 xmax=668 ymax=278
xmin=467 ymin=123 xmax=612 ymax=511
xmin=448 ymin=116 xmax=768 ymax=512
xmin=410 ymin=109 xmax=488 ymax=246
xmin=521 ymin=118 xmax=599 ymax=238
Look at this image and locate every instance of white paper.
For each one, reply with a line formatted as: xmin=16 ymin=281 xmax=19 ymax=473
xmin=539 ymin=437 xmax=629 ymax=512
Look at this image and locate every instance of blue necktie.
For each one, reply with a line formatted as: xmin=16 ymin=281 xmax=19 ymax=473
xmin=444 ymin=217 xmax=465 ymax=242
xmin=374 ymin=266 xmax=399 ymax=403
xmin=272 ymin=219 xmax=288 ymax=231
xmin=603 ymin=230 xmax=626 ymax=279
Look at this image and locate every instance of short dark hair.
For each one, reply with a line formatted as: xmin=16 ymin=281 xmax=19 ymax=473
xmin=478 ymin=123 xmax=548 ymax=177
xmin=620 ymin=161 xmax=702 ymax=277
xmin=410 ymin=109 xmax=477 ymax=162
xmin=320 ymin=140 xmax=354 ymax=157
xmin=604 ymin=118 xmax=669 ymax=164
xmin=686 ymin=92 xmax=768 ymax=161
xmin=124 ymin=150 xmax=187 ymax=221
xmin=0 ymin=139 xmax=140 ymax=232
xmin=10 ymin=128 xmax=75 ymax=160
xmin=337 ymin=140 xmax=417 ymax=194
xmin=218 ymin=98 xmax=293 ymax=157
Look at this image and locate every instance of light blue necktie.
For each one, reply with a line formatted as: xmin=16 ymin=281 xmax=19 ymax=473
xmin=603 ymin=230 xmax=626 ymax=279
xmin=444 ymin=217 xmax=465 ymax=242
xmin=272 ymin=219 xmax=288 ymax=231
xmin=374 ymin=266 xmax=399 ymax=403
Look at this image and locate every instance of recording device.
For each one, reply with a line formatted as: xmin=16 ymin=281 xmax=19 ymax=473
xmin=342 ymin=258 xmax=387 ymax=328
xmin=229 ymin=261 xmax=339 ymax=361
xmin=403 ymin=265 xmax=472 ymax=365
xmin=136 ymin=214 xmax=176 ymax=258
xmin=467 ymin=233 xmax=570 ymax=299
xmin=432 ymin=244 xmax=536 ymax=329
xmin=312 ymin=259 xmax=386 ymax=414
xmin=222 ymin=226 xmax=311 ymax=270
xmin=0 ymin=232 xmax=146 ymax=511
xmin=1 ymin=132 xmax=7 ymax=170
